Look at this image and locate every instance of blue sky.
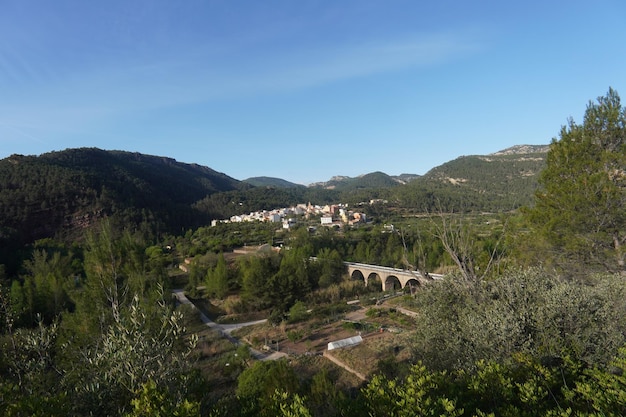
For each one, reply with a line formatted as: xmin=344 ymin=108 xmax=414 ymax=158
xmin=1 ymin=1 xmax=625 ymax=185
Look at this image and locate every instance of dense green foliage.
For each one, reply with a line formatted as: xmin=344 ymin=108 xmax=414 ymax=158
xmin=409 ymin=268 xmax=626 ymax=371
xmin=522 ymin=89 xmax=626 ymax=275
xmin=0 ymin=148 xmax=243 ymax=240
xmin=359 ymin=348 xmax=626 ymax=417
xmin=0 ymin=222 xmax=203 ymax=416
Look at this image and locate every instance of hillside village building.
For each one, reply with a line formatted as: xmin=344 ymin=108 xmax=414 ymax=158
xmin=211 ymin=203 xmax=368 ymax=228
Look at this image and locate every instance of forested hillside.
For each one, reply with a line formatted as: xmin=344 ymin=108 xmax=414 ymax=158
xmin=243 ymin=176 xmax=304 ymax=188
xmin=394 ymin=146 xmax=548 ymax=211
xmin=0 ymin=148 xmax=244 ymax=267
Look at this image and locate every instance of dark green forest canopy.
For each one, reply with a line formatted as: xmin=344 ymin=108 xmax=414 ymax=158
xmin=0 ymin=148 xmax=243 ymax=241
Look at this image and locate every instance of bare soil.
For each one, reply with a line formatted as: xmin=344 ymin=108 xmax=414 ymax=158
xmin=231 ymin=302 xmax=418 ymax=379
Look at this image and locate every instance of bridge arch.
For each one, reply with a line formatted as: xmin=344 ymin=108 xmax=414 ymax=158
xmin=350 ymin=269 xmax=365 ymax=284
xmin=366 ymin=272 xmax=382 ymax=291
xmin=385 ymin=275 xmax=401 ymax=291
xmin=403 ymin=279 xmax=421 ymax=294
xmin=404 ymin=278 xmax=420 ymax=289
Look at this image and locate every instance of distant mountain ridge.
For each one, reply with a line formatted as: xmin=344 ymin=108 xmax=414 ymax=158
xmin=0 ymin=144 xmax=549 ymax=257
xmin=392 ymin=173 xmax=421 ymax=184
xmin=243 ymin=176 xmax=304 ymax=188
xmin=309 ymin=171 xmax=413 ymax=190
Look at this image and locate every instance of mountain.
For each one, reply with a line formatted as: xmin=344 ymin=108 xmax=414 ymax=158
xmin=243 ymin=176 xmax=304 ymax=188
xmin=422 ymin=145 xmax=547 ymax=186
xmin=0 ymin=148 xmax=245 ymax=246
xmin=309 ymin=171 xmax=402 ymax=190
xmin=395 ymin=144 xmax=549 ymax=211
xmin=392 ymin=173 xmax=421 ymax=184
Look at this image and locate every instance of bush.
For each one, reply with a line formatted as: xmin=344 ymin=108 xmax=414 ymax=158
xmin=288 ymin=301 xmax=308 ymax=323
xmin=410 ymin=268 xmax=626 ymax=371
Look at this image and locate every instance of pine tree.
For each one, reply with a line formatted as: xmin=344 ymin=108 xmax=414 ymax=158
xmin=206 ymin=252 xmax=229 ymax=299
xmin=525 ymin=88 xmax=626 ymax=275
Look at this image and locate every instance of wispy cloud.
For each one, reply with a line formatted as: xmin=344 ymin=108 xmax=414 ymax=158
xmin=82 ymin=30 xmax=483 ymax=108
xmin=254 ymin=32 xmax=482 ymax=92
xmin=1 ymin=30 xmax=483 ymax=145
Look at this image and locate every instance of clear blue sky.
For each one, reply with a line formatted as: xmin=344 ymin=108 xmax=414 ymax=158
xmin=1 ymin=1 xmax=625 ymax=185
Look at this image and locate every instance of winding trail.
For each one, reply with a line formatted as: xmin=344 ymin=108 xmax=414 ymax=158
xmin=172 ymin=289 xmax=286 ymax=361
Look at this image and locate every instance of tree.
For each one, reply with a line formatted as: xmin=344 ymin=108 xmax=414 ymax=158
xmin=315 ymin=248 xmax=344 ymax=288
xmin=69 ymin=289 xmax=198 ymax=415
xmin=266 ymin=246 xmax=312 ymax=312
xmin=407 ymin=267 xmax=626 ymax=372
xmin=287 ymin=300 xmax=308 ymax=323
xmin=308 ymin=368 xmax=346 ymax=416
xmin=0 ymin=311 xmax=72 ymax=417
xmin=427 ymin=210 xmax=503 ymax=283
xmin=239 ymin=253 xmax=280 ymax=308
xmin=236 ymin=360 xmax=300 ymax=416
xmin=81 ymin=221 xmax=130 ymax=324
xmin=524 ymin=88 xmax=626 ymax=275
xmin=363 ymin=363 xmax=462 ymax=417
xmin=124 ymin=380 xmax=200 ymax=417
xmin=18 ymin=249 xmax=74 ymax=326
xmin=206 ymin=253 xmax=229 ymax=299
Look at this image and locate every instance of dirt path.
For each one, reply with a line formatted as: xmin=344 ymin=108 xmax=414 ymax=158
xmin=323 ymin=351 xmax=367 ymax=381
xmin=172 ymin=289 xmax=287 ymax=361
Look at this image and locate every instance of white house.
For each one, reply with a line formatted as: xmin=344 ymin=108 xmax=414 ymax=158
xmin=321 ymin=215 xmax=333 ymax=225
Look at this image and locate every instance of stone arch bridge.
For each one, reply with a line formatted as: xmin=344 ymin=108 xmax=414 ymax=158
xmin=344 ymin=261 xmax=443 ymax=292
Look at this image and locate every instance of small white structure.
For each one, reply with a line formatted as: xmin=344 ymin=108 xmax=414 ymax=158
xmin=283 ymin=218 xmax=297 ymax=229
xmin=321 ymin=215 xmax=333 ymax=225
xmin=327 ymin=335 xmax=363 ymax=351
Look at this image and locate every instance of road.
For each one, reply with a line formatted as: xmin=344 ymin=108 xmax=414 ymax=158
xmin=172 ymin=289 xmax=287 ymax=361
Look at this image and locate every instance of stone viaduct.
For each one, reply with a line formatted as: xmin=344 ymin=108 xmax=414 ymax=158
xmin=344 ymin=261 xmax=443 ymax=292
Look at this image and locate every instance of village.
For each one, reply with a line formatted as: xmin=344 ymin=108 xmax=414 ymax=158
xmin=211 ymin=202 xmax=369 ymax=229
